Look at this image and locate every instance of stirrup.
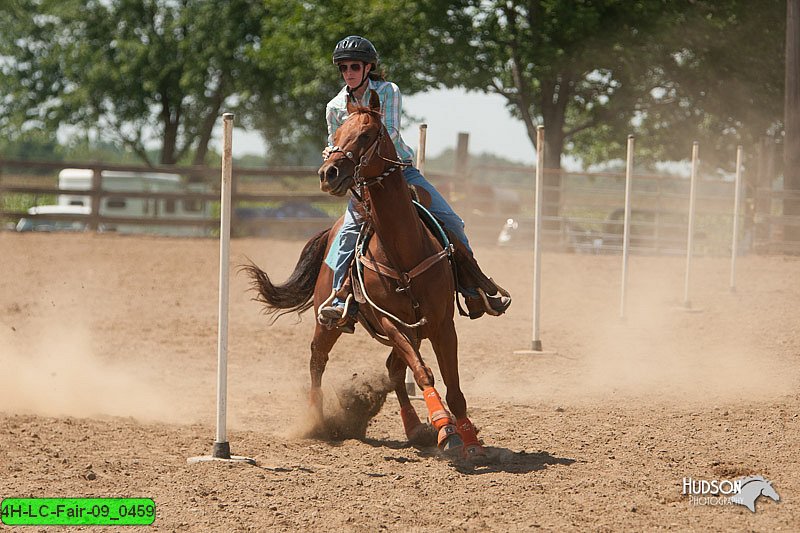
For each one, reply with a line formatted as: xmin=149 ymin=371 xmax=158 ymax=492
xmin=477 ymin=279 xmax=511 ymax=316
xmin=316 ymin=289 xmax=337 ymax=326
xmin=317 ymin=292 xmax=356 ymax=331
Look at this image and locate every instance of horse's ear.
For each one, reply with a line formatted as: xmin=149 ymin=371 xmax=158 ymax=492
xmin=369 ymin=90 xmax=381 ymax=113
xmin=346 ymin=96 xmax=358 ymax=116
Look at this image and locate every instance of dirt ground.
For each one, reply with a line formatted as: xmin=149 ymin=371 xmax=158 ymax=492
xmin=1 ymin=231 xmax=798 ymax=532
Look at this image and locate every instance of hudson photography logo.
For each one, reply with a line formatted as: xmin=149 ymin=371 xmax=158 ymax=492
xmin=682 ymin=476 xmax=780 ymax=512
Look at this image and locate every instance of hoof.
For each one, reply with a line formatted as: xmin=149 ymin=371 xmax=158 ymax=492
xmin=407 ymin=423 xmax=438 ymax=448
xmin=437 ymin=424 xmax=464 ymax=455
xmin=463 ymin=443 xmax=487 ymax=459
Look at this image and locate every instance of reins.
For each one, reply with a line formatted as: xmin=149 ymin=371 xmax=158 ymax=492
xmin=331 ymin=112 xmax=448 ymax=330
xmin=327 ymin=117 xmax=410 ymax=195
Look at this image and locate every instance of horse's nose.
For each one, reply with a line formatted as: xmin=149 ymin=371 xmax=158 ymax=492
xmin=319 ymin=165 xmax=338 ymax=183
xmin=319 ymin=165 xmax=338 ymax=192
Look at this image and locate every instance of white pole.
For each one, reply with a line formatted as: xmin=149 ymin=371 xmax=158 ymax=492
xmin=531 ymin=126 xmax=545 ymax=351
xmin=417 ymin=124 xmax=428 ymax=174
xmin=730 ymin=145 xmax=743 ymax=291
xmin=620 ymin=135 xmax=634 ymax=319
xmin=683 ymin=141 xmax=699 ymax=309
xmin=405 ymin=123 xmax=429 ymax=398
xmin=188 ymin=113 xmax=253 ymax=465
xmin=214 ymin=112 xmax=234 ymax=458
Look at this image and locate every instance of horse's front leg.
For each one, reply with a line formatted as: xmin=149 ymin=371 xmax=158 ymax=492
xmin=309 ymin=323 xmax=341 ymax=424
xmin=379 ymin=317 xmax=463 ymax=454
xmin=386 ymin=349 xmax=434 ymax=446
xmin=429 ymin=319 xmax=486 ymax=459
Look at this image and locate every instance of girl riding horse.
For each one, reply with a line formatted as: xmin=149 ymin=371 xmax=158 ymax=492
xmin=318 ymin=35 xmax=511 ymax=332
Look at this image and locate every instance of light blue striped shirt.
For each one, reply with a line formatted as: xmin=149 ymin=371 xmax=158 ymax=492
xmin=325 ymin=79 xmax=416 ymax=163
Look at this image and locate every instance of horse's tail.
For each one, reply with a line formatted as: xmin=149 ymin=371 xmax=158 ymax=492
xmin=241 ymin=228 xmax=331 ymax=321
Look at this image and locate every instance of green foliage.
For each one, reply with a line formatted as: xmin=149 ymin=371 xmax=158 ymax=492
xmin=571 ymin=0 xmax=786 ymax=168
xmin=0 ymin=130 xmax=63 ymax=161
xmin=431 ymin=0 xmax=785 ymax=171
xmin=0 ymin=0 xmax=787 ymax=174
xmin=246 ymin=0 xmax=458 ymax=165
xmin=0 ymin=0 xmax=269 ymax=166
xmin=435 ymin=0 xmax=694 ymax=168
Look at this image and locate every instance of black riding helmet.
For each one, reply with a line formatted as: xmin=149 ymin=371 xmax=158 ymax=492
xmin=332 ymin=35 xmax=378 ymax=65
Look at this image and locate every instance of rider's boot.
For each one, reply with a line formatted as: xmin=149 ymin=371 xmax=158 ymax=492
xmin=318 ymin=277 xmax=358 ymax=333
xmin=447 ymin=232 xmax=512 ymax=319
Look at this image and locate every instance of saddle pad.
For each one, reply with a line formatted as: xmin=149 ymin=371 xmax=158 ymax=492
xmin=412 ymin=200 xmax=450 ymax=249
xmin=325 ymin=201 xmax=449 ymax=272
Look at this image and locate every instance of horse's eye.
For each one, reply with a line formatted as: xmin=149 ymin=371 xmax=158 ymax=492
xmin=358 ymin=133 xmax=370 ymax=145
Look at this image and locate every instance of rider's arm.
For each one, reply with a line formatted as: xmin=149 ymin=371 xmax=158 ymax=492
xmin=326 ymin=102 xmax=342 ymax=147
xmin=381 ymin=82 xmax=404 ymax=148
xmin=323 ymin=102 xmax=343 ymax=159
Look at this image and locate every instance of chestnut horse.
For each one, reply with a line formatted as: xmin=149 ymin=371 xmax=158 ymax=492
xmin=244 ymin=91 xmax=484 ymax=458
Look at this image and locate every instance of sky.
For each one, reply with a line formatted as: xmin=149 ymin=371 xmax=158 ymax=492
xmin=231 ymin=87 xmax=538 ymax=165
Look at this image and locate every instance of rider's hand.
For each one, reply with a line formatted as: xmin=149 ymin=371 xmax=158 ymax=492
xmin=322 ymin=146 xmax=333 ymax=160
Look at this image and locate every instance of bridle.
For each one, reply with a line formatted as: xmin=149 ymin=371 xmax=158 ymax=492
xmin=326 ymin=112 xmax=410 ymax=200
xmin=326 ymin=109 xmax=447 ymax=331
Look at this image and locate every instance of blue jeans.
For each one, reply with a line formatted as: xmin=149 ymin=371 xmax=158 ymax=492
xmin=325 ymin=166 xmax=472 ymax=303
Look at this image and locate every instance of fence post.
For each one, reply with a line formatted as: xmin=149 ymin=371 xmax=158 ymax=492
xmin=452 ymin=132 xmax=470 ymax=201
xmin=417 ymin=124 xmax=428 ymax=175
xmin=89 ymin=166 xmax=102 ymax=232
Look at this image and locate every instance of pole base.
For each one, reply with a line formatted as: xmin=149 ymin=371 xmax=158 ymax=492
xmin=187 ymin=441 xmax=255 ymax=465
xmin=213 ymin=441 xmax=231 ymax=459
xmin=513 ymin=340 xmax=557 ymax=355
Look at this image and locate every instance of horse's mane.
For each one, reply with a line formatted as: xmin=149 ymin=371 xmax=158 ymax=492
xmin=348 ymin=104 xmax=384 ymax=120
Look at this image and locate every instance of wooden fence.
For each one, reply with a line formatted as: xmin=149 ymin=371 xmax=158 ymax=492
xmin=2 ymin=156 xmax=798 ymax=254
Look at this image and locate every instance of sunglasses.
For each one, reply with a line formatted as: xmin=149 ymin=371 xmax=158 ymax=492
xmin=338 ymin=63 xmax=363 ymax=73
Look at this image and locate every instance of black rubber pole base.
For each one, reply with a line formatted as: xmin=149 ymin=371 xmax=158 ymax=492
xmin=212 ymin=441 xmax=231 ymax=459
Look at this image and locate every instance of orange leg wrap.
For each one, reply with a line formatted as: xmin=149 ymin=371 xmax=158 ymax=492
xmin=422 ymin=387 xmax=453 ymax=430
xmin=455 ymin=418 xmax=481 ymax=447
xmin=399 ymin=404 xmax=423 ymax=438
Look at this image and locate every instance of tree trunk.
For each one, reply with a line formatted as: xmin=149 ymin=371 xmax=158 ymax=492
xmin=160 ymin=93 xmax=181 ymax=166
xmin=192 ymin=84 xmax=226 ymax=168
xmin=786 ymin=0 xmax=800 ymax=243
xmin=538 ymin=75 xmax=570 ymax=229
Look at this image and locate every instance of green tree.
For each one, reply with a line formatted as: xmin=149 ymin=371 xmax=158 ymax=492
xmin=0 ymin=0 xmax=268 ymax=166
xmin=431 ymin=0 xmax=685 ymax=218
xmin=578 ymin=0 xmax=785 ymax=170
xmin=431 ymin=0 xmax=785 ymax=220
xmin=245 ymin=0 xmax=461 ymax=165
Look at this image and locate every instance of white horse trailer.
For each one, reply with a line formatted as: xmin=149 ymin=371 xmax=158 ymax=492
xmin=57 ymin=168 xmax=211 ymax=236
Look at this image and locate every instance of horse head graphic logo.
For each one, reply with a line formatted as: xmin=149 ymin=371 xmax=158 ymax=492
xmin=729 ymin=476 xmax=780 ymax=512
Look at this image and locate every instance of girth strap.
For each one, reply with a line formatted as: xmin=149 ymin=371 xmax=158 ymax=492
xmin=359 ymin=248 xmax=450 ymax=282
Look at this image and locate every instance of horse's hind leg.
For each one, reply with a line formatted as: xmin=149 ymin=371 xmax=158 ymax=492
xmin=309 ymin=323 xmax=341 ymax=424
xmin=386 ymin=349 xmax=429 ymax=444
xmin=429 ymin=320 xmax=486 ymax=458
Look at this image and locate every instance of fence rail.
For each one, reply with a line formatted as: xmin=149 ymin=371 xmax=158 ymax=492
xmin=2 ymin=157 xmax=799 ymax=253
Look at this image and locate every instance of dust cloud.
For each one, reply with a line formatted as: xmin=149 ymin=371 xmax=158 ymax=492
xmin=290 ymin=370 xmax=393 ymax=441
xmin=0 ymin=320 xmax=176 ymax=422
xmin=467 ymin=254 xmax=798 ymax=406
